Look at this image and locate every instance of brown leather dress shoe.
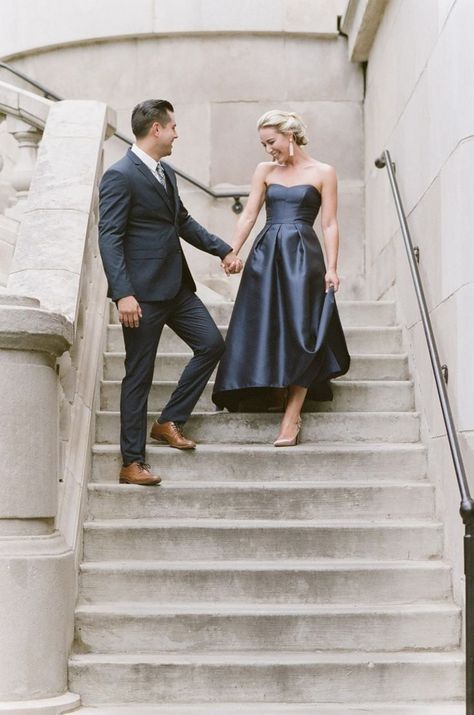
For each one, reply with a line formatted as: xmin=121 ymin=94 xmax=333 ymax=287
xmin=119 ymin=462 xmax=161 ymax=486
xmin=150 ymin=420 xmax=196 ymax=449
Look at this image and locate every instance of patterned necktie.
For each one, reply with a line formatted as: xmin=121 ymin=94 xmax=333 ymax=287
xmin=156 ymin=161 xmax=167 ymax=190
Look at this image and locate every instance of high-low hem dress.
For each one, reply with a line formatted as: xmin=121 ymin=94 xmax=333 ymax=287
xmin=212 ymin=183 xmax=350 ymax=412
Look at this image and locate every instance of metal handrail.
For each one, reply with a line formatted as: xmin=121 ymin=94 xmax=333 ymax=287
xmin=0 ymin=61 xmax=248 ymax=213
xmin=376 ymin=148 xmax=474 ymax=715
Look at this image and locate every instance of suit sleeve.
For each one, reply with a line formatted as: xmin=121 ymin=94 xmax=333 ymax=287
xmin=177 ymin=197 xmax=232 ymax=259
xmin=98 ymin=169 xmax=135 ymax=301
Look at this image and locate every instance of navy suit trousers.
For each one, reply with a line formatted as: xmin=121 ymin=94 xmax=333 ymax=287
xmin=120 ymin=286 xmax=225 ymax=465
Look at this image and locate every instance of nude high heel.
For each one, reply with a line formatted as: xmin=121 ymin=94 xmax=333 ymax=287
xmin=273 ymin=417 xmax=302 ymax=447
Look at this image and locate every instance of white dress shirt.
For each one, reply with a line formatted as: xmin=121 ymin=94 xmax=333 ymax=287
xmin=131 ymin=143 xmax=166 ymax=187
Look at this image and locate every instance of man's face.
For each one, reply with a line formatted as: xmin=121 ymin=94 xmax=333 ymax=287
xmin=154 ymin=112 xmax=178 ymax=156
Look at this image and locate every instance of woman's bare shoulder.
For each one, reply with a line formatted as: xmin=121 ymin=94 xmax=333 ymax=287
xmin=314 ymin=159 xmax=337 ymax=180
xmin=305 ymin=156 xmax=335 ymax=173
xmin=254 ymin=161 xmax=275 ymax=175
xmin=251 ymin=162 xmax=277 ymax=185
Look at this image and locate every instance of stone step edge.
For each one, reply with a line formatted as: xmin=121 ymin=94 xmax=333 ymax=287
xmin=109 ymin=298 xmax=397 ymax=309
xmin=83 ymin=517 xmax=443 ymax=529
xmin=101 ymin=379 xmax=414 ymax=388
xmin=92 ymin=441 xmax=426 ymax=453
xmin=109 ymin=298 xmax=396 ymax=306
xmin=107 ymin=325 xmax=403 ymax=333
xmin=107 ymin=299 xmax=397 ymax=312
xmin=79 ymin=558 xmax=450 ymax=572
xmin=95 ymin=410 xmax=421 ymax=418
xmin=69 ymin=649 xmax=464 ymax=665
xmin=97 ymin=410 xmax=420 ymax=415
xmin=73 ymin=702 xmax=465 ymax=715
xmin=75 ymin=602 xmax=460 ymax=616
xmin=88 ymin=479 xmax=432 ymax=490
xmin=103 ymin=351 xmax=408 ymax=358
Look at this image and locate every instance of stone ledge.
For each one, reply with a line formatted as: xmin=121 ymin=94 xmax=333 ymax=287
xmin=0 ymin=530 xmax=71 ymax=557
xmin=0 ymin=296 xmax=72 ymax=354
xmin=7 ymin=100 xmax=112 ymax=322
xmin=342 ymin=0 xmax=390 ymax=62
xmin=0 ymin=691 xmax=79 ymax=714
xmin=0 ymin=0 xmax=346 ymax=60
xmin=0 ymin=80 xmax=51 ymax=129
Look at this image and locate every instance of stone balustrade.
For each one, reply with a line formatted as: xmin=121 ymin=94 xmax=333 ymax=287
xmin=4 ymin=116 xmax=43 ymax=214
xmin=0 ymin=90 xmax=116 ymax=713
xmin=0 ymin=82 xmax=51 ymax=287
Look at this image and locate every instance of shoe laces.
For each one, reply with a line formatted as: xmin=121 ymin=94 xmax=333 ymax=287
xmin=137 ymin=462 xmax=151 ymax=472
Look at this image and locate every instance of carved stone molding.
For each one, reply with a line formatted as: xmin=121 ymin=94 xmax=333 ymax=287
xmin=342 ymin=0 xmax=390 ymax=62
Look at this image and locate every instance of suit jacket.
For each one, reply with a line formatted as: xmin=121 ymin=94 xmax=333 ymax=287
xmin=98 ymin=148 xmax=232 ymax=301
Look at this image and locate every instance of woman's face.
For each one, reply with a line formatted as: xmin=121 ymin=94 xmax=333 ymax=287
xmin=259 ymin=127 xmax=291 ymax=164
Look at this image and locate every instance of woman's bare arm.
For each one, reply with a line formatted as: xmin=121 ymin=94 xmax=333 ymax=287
xmin=319 ymin=165 xmax=341 ymax=291
xmin=231 ymin=163 xmax=269 ymax=255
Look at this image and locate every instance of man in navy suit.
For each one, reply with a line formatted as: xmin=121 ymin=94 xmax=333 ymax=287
xmin=99 ymin=99 xmax=241 ymax=486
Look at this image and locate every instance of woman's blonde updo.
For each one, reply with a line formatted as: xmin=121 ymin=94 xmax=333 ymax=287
xmin=257 ymin=110 xmax=309 ymax=146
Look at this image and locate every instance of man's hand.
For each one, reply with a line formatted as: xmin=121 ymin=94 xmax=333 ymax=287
xmin=221 ymin=251 xmax=243 ymax=275
xmin=117 ymin=295 xmax=142 ymax=328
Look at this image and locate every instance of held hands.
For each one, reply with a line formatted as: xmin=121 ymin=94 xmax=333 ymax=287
xmin=325 ymin=269 xmax=340 ymax=293
xmin=221 ymin=251 xmax=243 ymax=276
xmin=117 ymin=295 xmax=142 ymax=328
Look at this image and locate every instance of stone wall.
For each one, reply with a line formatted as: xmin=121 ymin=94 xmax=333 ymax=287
xmin=0 ymin=0 xmax=365 ymax=299
xmin=356 ymin=0 xmax=474 ymax=602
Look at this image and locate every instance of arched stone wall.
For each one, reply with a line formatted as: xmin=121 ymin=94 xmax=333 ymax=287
xmin=0 ymin=0 xmax=365 ymax=298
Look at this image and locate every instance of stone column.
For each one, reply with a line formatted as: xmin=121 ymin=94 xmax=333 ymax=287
xmin=0 ymin=295 xmax=79 ymax=714
xmin=5 ymin=116 xmax=42 ymax=219
xmin=0 ymin=114 xmax=21 ymax=285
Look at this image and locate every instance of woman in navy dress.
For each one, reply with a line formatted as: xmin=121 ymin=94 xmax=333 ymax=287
xmin=212 ymin=110 xmax=350 ymax=446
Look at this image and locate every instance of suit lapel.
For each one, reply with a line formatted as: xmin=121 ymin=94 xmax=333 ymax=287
xmin=127 ymin=150 xmax=175 ymax=216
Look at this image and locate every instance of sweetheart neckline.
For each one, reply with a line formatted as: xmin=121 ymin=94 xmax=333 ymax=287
xmin=266 ymin=183 xmax=322 ymax=197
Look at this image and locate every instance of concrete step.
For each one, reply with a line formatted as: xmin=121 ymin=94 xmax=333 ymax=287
xmin=79 ymin=559 xmax=452 ymax=606
xmin=106 ymin=325 xmax=404 ymax=354
xmin=68 ymin=651 xmax=464 ymax=705
xmin=74 ymin=602 xmax=460 ymax=654
xmin=78 ymin=295 xmax=459 ymax=712
xmin=83 ymin=518 xmax=443 ymax=562
xmin=103 ymin=351 xmax=409 ymax=382
xmin=91 ymin=442 xmax=427 ymax=482
xmin=100 ymin=379 xmax=415 ymax=413
xmin=74 ymin=702 xmax=466 ymax=715
xmin=95 ymin=412 xmax=421 ymax=444
xmin=87 ymin=481 xmax=435 ymax=521
xmin=108 ymin=300 xmax=397 ymax=328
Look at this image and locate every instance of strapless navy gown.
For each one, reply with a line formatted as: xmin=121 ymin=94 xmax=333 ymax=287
xmin=212 ymin=183 xmax=350 ymax=412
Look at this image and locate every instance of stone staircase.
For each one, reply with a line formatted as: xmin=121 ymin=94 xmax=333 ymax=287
xmin=70 ymin=299 xmax=464 ymax=713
